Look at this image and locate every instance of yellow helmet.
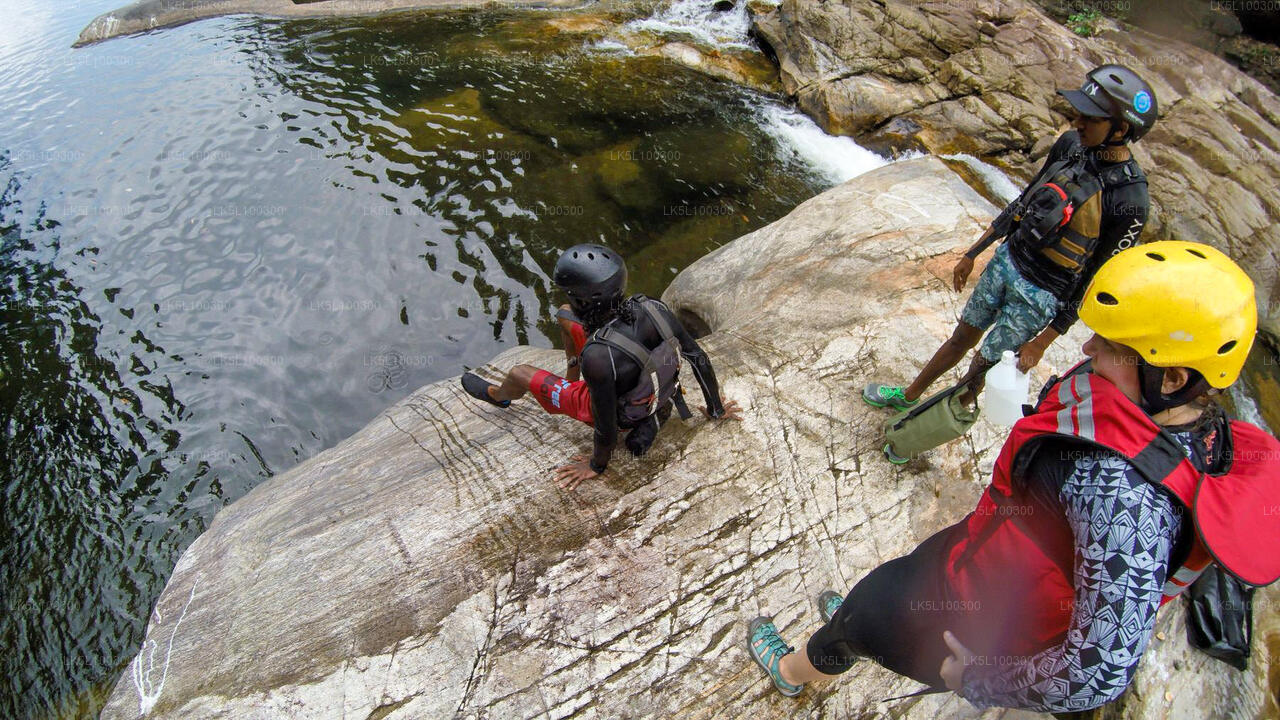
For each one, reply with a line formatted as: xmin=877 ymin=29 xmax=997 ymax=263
xmin=1078 ymin=240 xmax=1255 ymax=389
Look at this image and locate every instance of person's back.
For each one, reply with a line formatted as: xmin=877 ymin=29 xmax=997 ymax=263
xmin=578 ymin=295 xmax=724 ymax=461
xmin=459 ymin=245 xmax=740 ymax=490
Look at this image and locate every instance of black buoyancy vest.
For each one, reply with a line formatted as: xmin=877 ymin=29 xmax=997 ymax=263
xmin=586 ymin=297 xmax=689 ymax=425
xmin=1001 ymin=149 xmax=1145 ymax=274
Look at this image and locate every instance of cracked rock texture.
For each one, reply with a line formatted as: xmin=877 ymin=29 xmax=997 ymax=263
xmin=102 ymin=157 xmax=1280 ymax=719
xmin=750 ymin=0 xmax=1280 ymax=345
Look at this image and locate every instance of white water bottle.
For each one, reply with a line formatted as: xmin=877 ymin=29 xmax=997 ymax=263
xmin=984 ymin=350 xmax=1029 ymax=426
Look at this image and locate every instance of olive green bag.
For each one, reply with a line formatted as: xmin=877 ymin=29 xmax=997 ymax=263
xmin=883 ymin=378 xmax=980 ymax=461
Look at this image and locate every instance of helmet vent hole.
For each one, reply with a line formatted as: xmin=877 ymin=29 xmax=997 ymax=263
xmin=1149 ymin=348 xmax=1157 ymax=355
xmin=1145 ymin=252 xmax=1166 ymax=261
xmin=1218 ymin=340 xmax=1237 ymax=355
xmin=587 ymin=252 xmax=595 ymax=260
xmin=572 ymin=251 xmax=579 ymax=258
xmin=1109 ymin=72 xmax=1124 ymax=83
xmin=1186 ymin=248 xmax=1207 ymax=259
xmin=1096 ymin=292 xmax=1119 ymax=306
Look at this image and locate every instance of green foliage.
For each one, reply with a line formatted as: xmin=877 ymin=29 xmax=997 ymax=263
xmin=1067 ymin=8 xmax=1103 ymax=37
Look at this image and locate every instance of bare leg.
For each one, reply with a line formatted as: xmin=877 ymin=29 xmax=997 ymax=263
xmin=903 ymin=322 xmax=984 ymax=402
xmin=490 ymin=364 xmax=539 ymax=403
xmin=778 ymin=646 xmax=841 ymax=686
xmin=956 ymin=352 xmax=995 ymax=407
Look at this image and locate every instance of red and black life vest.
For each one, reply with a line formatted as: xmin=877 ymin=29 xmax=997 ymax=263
xmin=998 ymin=148 xmax=1144 ymax=274
xmin=942 ymin=368 xmax=1280 ymax=657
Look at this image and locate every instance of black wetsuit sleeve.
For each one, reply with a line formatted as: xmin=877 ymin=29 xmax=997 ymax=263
xmin=1048 ymin=181 xmax=1148 ymax=334
xmin=656 ymin=302 xmax=725 ymax=417
xmin=579 ymin=343 xmax=620 ymax=473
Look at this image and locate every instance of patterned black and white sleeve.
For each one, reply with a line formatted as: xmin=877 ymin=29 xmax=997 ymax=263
xmin=958 ymin=451 xmax=1183 ymax=711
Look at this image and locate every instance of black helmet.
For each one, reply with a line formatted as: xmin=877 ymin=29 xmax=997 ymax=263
xmin=1058 ymin=64 xmax=1158 ymax=143
xmin=553 ymin=244 xmax=626 ymax=314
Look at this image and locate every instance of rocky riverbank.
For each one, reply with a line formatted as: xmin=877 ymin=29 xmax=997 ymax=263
xmin=748 ymin=0 xmax=1280 ymax=354
xmin=101 ymin=156 xmax=1280 ymax=719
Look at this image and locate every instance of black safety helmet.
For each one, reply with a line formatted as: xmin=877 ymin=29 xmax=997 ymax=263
xmin=1058 ymin=64 xmax=1158 ymax=144
xmin=553 ymin=244 xmax=627 ymax=315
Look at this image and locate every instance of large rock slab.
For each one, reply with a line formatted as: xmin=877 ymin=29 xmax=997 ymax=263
xmin=751 ymin=0 xmax=1280 ymax=345
xmin=102 ymin=157 xmax=1280 ymax=719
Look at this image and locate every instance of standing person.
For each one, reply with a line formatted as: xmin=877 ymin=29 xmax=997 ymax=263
xmin=749 ymin=241 xmax=1280 ymax=711
xmin=863 ymin=65 xmax=1156 ymax=416
xmin=461 ymin=244 xmax=740 ymax=489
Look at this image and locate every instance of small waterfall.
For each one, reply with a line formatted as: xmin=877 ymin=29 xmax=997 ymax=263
xmin=754 ymin=102 xmax=891 ymax=185
xmin=624 ymin=0 xmax=756 ymax=50
xmin=941 ymin=153 xmax=1022 ymax=204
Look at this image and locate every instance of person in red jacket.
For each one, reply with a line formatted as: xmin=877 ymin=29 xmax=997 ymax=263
xmin=747 ymin=241 xmax=1280 ymax=710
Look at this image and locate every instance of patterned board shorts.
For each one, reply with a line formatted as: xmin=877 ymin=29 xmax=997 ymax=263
xmin=960 ymin=243 xmax=1059 ymax=363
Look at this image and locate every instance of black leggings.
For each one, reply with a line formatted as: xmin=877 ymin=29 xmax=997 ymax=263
xmin=805 ymin=523 xmax=968 ymax=687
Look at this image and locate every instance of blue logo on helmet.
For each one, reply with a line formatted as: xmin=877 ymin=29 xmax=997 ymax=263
xmin=1134 ymin=91 xmax=1152 ymax=114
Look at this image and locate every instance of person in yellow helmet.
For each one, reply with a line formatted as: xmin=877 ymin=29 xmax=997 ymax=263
xmin=748 ymin=241 xmax=1280 ymax=711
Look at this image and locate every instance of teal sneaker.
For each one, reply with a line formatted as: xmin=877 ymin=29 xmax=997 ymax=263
xmin=883 ymin=442 xmax=910 ymax=465
xmin=747 ymin=617 xmax=803 ymax=697
xmin=817 ymin=590 xmax=844 ymax=624
xmin=862 ymin=382 xmax=918 ymax=411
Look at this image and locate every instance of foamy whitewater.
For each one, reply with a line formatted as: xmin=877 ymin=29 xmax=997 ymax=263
xmin=754 ymin=101 xmax=891 ymax=185
xmin=624 ymin=0 xmax=756 ymax=50
xmin=942 ymin=153 xmax=1022 ymax=204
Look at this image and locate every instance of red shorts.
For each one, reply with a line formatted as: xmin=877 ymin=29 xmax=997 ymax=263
xmin=531 ymin=316 xmax=594 ymax=424
xmin=531 ymin=370 xmax=594 ymax=425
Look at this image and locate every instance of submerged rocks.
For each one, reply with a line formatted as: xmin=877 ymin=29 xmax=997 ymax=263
xmin=750 ymin=0 xmax=1280 ymax=347
xmin=73 ymin=0 xmax=584 ymax=46
xmin=100 ymin=157 xmax=1280 ymax=719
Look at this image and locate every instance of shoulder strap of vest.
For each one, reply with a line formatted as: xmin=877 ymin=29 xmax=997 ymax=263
xmin=1097 ymin=159 xmax=1146 ymax=188
xmin=637 ymin=298 xmax=680 ymax=343
xmin=590 ymin=326 xmax=657 ymax=378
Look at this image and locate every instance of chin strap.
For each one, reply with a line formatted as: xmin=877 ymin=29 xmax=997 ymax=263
xmin=1137 ymin=360 xmax=1209 ymax=415
xmin=1100 ymin=118 xmax=1132 ymax=147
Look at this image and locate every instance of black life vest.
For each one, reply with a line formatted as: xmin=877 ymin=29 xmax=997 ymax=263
xmin=1002 ymin=149 xmax=1145 ymax=274
xmin=585 ymin=297 xmax=689 ymax=426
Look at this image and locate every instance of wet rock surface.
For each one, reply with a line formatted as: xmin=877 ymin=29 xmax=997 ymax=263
xmin=102 ymin=157 xmax=1280 ymax=719
xmin=749 ymin=0 xmax=1280 ymax=346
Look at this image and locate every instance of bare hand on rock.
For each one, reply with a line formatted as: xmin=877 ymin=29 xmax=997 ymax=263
xmin=705 ymin=398 xmax=742 ymax=421
xmin=555 ymin=454 xmax=599 ymax=491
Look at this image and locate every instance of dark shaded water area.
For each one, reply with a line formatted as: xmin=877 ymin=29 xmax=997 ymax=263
xmin=0 ymin=2 xmax=856 ymax=717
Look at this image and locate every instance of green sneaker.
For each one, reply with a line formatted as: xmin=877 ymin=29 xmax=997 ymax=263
xmin=862 ymin=382 xmax=918 ymax=411
xmin=883 ymin=442 xmax=910 ymax=465
xmin=817 ymin=590 xmax=844 ymax=624
xmin=747 ymin=617 xmax=804 ymax=697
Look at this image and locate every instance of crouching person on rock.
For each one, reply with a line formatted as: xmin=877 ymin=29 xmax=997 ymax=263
xmin=749 ymin=241 xmax=1280 ymax=711
xmin=863 ymin=64 xmax=1156 ymax=417
xmin=461 ymin=244 xmax=740 ymax=490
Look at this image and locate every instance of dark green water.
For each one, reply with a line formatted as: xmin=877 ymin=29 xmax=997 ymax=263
xmin=0 ymin=2 xmax=875 ymax=717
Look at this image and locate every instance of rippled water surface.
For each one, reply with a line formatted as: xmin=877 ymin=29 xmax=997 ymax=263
xmin=0 ymin=0 xmax=889 ymax=716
